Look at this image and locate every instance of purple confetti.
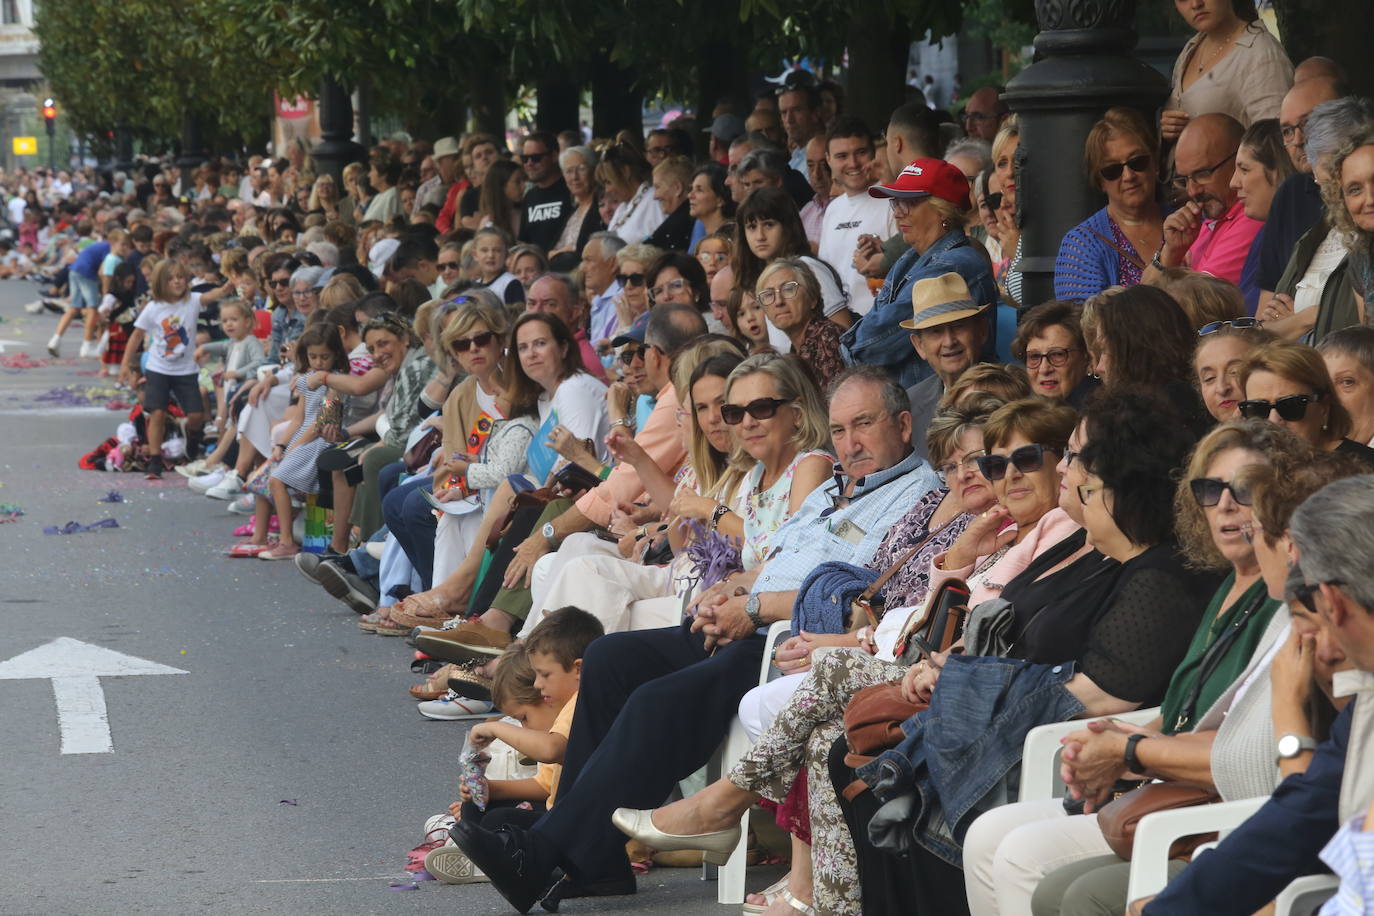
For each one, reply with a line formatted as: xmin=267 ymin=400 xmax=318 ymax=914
xmin=413 ymin=869 xmax=436 ymax=882
xmin=388 ymin=882 xmax=420 ymax=891
xmin=98 ymin=491 xmax=125 ymax=503
xmin=43 ymin=518 xmax=120 ymax=535
xmin=278 ymin=799 xmax=298 ymax=806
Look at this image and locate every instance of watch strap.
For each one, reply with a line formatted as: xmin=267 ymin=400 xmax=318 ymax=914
xmin=1123 ymin=733 xmax=1147 ymax=773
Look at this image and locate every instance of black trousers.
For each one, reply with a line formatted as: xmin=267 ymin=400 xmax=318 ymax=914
xmin=829 ymin=735 xmax=970 ymax=916
xmin=468 ymin=503 xmax=545 ymax=618
xmin=530 ymin=621 xmax=765 ymax=883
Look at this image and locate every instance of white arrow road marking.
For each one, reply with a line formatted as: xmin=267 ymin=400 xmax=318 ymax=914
xmin=0 ymin=337 xmax=29 ymax=353
xmin=0 ymin=637 xmax=188 ymax=754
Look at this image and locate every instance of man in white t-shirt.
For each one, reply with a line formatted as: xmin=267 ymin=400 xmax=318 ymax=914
xmin=816 ymin=117 xmax=895 ymax=317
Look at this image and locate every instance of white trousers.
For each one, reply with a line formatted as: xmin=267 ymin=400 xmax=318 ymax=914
xmin=431 ymin=507 xmax=486 ymax=583
xmin=738 ymin=671 xmax=807 ymax=742
xmin=963 ymin=798 xmax=1111 ymax=916
xmin=526 ymin=534 xmax=673 ymax=637
xmin=238 ymin=384 xmax=291 ymax=457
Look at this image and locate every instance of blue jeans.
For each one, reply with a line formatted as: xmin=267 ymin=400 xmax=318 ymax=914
xmin=382 ymin=474 xmax=435 ymax=589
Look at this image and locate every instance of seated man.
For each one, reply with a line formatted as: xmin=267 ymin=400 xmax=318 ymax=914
xmin=903 ymin=272 xmax=990 ymax=459
xmin=1135 ymin=476 xmax=1374 ymax=914
xmin=452 ymin=366 xmax=942 ymax=912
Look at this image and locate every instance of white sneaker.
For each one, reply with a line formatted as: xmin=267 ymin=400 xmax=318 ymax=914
xmin=226 ymin=492 xmax=255 ymax=515
xmin=47 ymin=334 xmax=60 ymax=357
xmin=78 ymin=340 xmax=94 ymax=358
xmin=417 ymin=690 xmax=493 ymax=721
xmin=424 ymin=841 xmax=488 ymax=884
xmin=176 ymin=459 xmax=211 ymax=479
xmin=23 ymin=300 xmax=43 ymax=314
xmin=423 ymin=813 xmax=457 ymax=845
xmin=205 ymin=471 xmax=244 ymax=500
xmin=188 ymin=467 xmax=227 ymax=493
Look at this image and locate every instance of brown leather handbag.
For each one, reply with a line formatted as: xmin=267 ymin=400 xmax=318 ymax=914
xmin=1096 ymin=781 xmax=1220 ymax=859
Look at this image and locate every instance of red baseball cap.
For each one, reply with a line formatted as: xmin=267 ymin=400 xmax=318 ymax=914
xmin=868 ymin=157 xmax=971 ymax=210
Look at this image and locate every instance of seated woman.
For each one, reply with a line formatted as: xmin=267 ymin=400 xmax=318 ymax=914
xmin=597 ymin=142 xmax=667 ymax=246
xmin=755 ymin=258 xmax=844 ymax=390
xmin=608 ymin=242 xmax=663 ymax=342
xmin=364 ymin=312 xmax=608 ymax=633
xmin=1318 ymin=326 xmax=1374 ymax=446
xmin=961 ymin=421 xmax=1329 ymax=915
xmin=1011 ymin=300 xmax=1096 ymax=405
xmin=1238 ymin=338 xmax=1374 ymax=466
xmin=1021 ymin=446 xmax=1359 ymax=916
xmin=1055 ymin=108 xmax=1164 ymax=300
xmin=1150 ymin=269 xmax=1246 ymax=332
xmin=612 ymin=394 xmax=1127 ymax=915
xmin=1192 ymin=320 xmax=1276 ymax=422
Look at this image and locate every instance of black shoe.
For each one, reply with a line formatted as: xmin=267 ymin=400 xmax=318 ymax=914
xmin=315 ymin=559 xmax=380 ymax=614
xmin=451 ymin=820 xmax=561 ymax=914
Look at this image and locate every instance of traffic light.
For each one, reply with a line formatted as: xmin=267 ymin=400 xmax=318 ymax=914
xmin=42 ymin=98 xmax=55 ymax=136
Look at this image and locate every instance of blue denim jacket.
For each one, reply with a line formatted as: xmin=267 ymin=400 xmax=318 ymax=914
xmin=857 ymin=654 xmax=1085 ymax=865
xmin=839 ymin=229 xmax=997 ymax=389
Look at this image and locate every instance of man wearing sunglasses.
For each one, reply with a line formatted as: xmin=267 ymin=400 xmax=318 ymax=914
xmin=902 ymin=272 xmax=990 ymax=459
xmin=451 ymin=367 xmax=942 ymax=913
xmin=1149 ymin=113 xmax=1261 ymax=292
xmin=1136 ymin=477 xmax=1374 ymax=916
xmin=517 ymin=131 xmax=573 ymax=254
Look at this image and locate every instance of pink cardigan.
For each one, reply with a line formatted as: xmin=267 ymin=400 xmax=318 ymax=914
xmin=926 ymin=507 xmax=1082 ymax=608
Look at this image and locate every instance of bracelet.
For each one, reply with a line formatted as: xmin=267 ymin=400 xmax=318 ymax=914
xmin=709 ymin=503 xmax=730 ymax=532
xmin=597 ymin=465 xmax=612 ymax=481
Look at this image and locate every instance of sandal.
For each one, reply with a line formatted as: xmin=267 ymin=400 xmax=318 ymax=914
xmin=357 ymin=609 xmax=389 ymax=633
xmin=363 ymin=606 xmax=410 ymax=637
xmin=409 ymin=663 xmax=460 ymax=700
xmin=777 ymin=887 xmax=814 ymax=915
xmin=742 ymin=875 xmax=790 ymax=915
xmin=227 ymin=542 xmax=274 ymax=558
xmin=388 ymin=591 xmax=459 ymax=629
xmin=446 ymin=666 xmax=494 ymax=702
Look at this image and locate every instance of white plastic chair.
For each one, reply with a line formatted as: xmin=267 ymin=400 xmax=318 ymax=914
xmin=1018 ymin=707 xmax=1161 ymax=803
xmin=701 ymin=619 xmax=792 ymax=904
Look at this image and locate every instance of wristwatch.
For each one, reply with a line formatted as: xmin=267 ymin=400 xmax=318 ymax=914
xmin=1276 ymin=733 xmax=1318 ymax=763
xmin=1123 ymin=733 xmax=1147 ymax=774
xmin=744 ymin=593 xmax=765 ymax=630
xmin=541 ymin=521 xmax=559 ymax=548
xmin=1149 ymin=246 xmax=1167 ymax=272
xmin=609 ymin=417 xmax=635 ymax=430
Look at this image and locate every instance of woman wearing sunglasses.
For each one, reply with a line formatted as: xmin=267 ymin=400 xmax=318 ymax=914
xmin=967 ymin=420 xmax=1331 ymax=916
xmin=1055 ymin=107 xmax=1165 ymax=301
xmin=756 ymin=258 xmax=844 ymax=390
xmin=610 ymin=242 xmax=662 ymax=341
xmin=1237 ymin=339 xmax=1374 ymax=467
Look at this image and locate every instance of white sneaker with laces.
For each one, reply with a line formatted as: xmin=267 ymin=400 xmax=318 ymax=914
xmin=187 ymin=468 xmax=226 ymax=492
xmin=424 ymin=841 xmax=488 ymax=884
xmin=417 ymin=690 xmax=493 ymax=721
xmin=205 ymin=471 xmax=244 ymax=500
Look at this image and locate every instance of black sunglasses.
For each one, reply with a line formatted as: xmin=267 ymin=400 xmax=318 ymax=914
xmin=982 ymin=191 xmax=1004 ymax=212
xmin=438 ymin=260 xmax=462 ymax=271
xmin=975 ymin=443 xmax=1055 ymax=481
xmin=1098 ymin=155 xmax=1152 ymax=182
xmin=520 ymin=153 xmax=547 ymax=164
xmin=1238 ymin=394 xmax=1319 ymax=422
xmin=269 ymin=277 xmax=290 ymax=287
xmin=1199 ymin=317 xmax=1261 ymax=336
xmin=618 ymin=345 xmax=647 ymax=365
xmin=721 ymin=397 xmax=792 ymax=425
xmin=616 ymin=272 xmax=646 ymax=288
xmin=1189 ymin=477 xmax=1253 ymax=507
xmin=450 ymin=330 xmax=494 ymax=352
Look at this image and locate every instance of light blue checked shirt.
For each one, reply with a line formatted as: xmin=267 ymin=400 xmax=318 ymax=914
xmin=751 ymin=449 xmax=940 ymax=597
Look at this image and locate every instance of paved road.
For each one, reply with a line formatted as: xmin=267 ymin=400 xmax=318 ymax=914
xmin=0 ymin=282 xmax=781 ymax=915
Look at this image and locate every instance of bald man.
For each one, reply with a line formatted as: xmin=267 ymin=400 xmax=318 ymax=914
xmin=1256 ymin=76 xmax=1346 ymax=314
xmin=1154 ymin=113 xmax=1261 ymax=289
xmin=960 ymin=86 xmax=1008 ymax=142
xmin=1293 ymin=55 xmax=1346 ymax=85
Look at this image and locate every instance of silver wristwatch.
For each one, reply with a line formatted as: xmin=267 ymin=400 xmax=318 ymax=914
xmin=745 ymin=593 xmax=765 ymax=630
xmin=1276 ymin=733 xmax=1318 ymax=763
xmin=541 ymin=521 xmax=559 ymax=547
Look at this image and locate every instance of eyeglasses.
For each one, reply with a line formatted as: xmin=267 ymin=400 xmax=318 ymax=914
xmin=1024 ymin=347 xmax=1078 ymax=369
xmin=721 ymin=397 xmax=793 ymax=425
xmin=648 ymin=277 xmax=688 ymax=304
xmin=618 ymin=345 xmax=647 ymax=365
xmin=1169 ymin=152 xmax=1236 ymax=192
xmin=292 ymin=289 xmax=315 ymax=298
xmin=269 ymin=277 xmax=290 ymax=288
xmin=1076 ymin=483 xmax=1102 ymax=504
xmin=1199 ymin=317 xmax=1261 ymax=336
xmin=520 ymin=153 xmax=547 ymax=164
xmin=981 ymin=191 xmax=1004 ymax=212
xmin=698 ymin=251 xmax=729 ymax=265
xmin=935 ymin=450 xmax=985 ymax=484
xmin=438 ymin=260 xmax=462 ymax=272
xmin=756 ymin=280 xmax=801 ymax=307
xmin=962 ymin=111 xmax=997 ymax=125
xmin=1238 ymin=393 xmax=1320 ymax=422
xmin=1280 ymin=116 xmax=1309 ymax=143
xmin=450 ymin=330 xmax=494 ymax=352
xmin=888 ymin=197 xmax=920 ymax=214
xmin=1098 ymin=155 xmax=1152 ymax=182
xmin=616 ymin=272 xmax=646 ymax=288
xmin=645 ymin=145 xmax=673 ymax=156
xmin=1188 ymin=477 xmax=1253 ymax=507
xmin=975 ymin=443 xmax=1056 ymax=481
xmin=1062 ymin=447 xmax=1080 ymax=467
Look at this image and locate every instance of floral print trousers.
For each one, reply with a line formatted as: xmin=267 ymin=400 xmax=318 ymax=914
xmin=728 ymin=648 xmax=906 ymax=915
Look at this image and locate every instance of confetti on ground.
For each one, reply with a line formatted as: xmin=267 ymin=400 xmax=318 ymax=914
xmin=34 ymin=385 xmax=122 ymax=408
xmin=43 ymin=518 xmax=120 ymax=535
xmin=388 ymin=882 xmax=420 ymax=891
xmin=412 ymin=869 xmax=435 ymax=882
xmin=0 ymin=504 xmax=23 ymax=523
xmin=0 ymin=352 xmax=46 ymax=370
xmin=278 ymin=799 xmax=298 ymax=806
xmin=98 ymin=491 xmax=125 ymax=503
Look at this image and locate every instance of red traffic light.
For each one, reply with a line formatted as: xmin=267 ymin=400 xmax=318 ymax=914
xmin=41 ymin=98 xmax=55 ymax=120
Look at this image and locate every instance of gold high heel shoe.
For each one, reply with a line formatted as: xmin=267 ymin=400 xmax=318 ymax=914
xmin=610 ymin=807 xmax=741 ymax=866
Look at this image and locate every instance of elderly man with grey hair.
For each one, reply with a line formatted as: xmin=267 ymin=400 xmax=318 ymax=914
xmin=1258 ymin=94 xmax=1374 ymax=338
xmin=1136 ymin=475 xmax=1374 ymax=916
xmin=581 ymin=231 xmax=626 ymax=352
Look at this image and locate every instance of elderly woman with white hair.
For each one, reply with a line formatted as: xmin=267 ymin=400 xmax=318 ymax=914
xmin=548 ymin=145 xmax=604 ymax=265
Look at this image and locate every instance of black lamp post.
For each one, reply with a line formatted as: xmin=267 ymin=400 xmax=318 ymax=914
xmin=311 ymin=78 xmax=365 ymax=183
xmin=1003 ymin=0 xmax=1170 ymax=308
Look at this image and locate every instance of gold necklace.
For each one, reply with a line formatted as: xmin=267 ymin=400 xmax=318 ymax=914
xmin=1195 ymin=23 xmax=1244 ymax=74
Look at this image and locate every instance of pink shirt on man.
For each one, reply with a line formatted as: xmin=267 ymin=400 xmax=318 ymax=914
xmin=575 ymin=328 xmax=608 ymax=383
xmin=574 ymin=383 xmax=685 ymax=528
xmin=1187 ymin=198 xmax=1263 ymax=286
